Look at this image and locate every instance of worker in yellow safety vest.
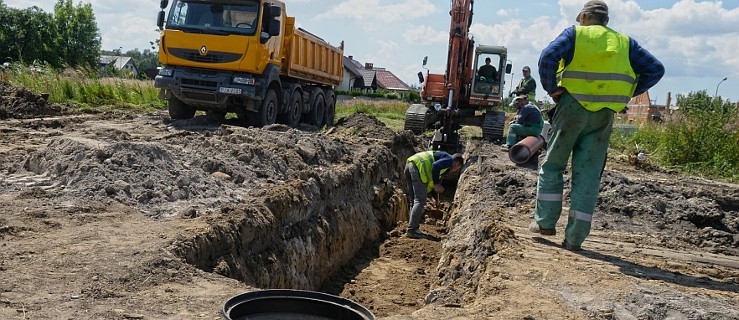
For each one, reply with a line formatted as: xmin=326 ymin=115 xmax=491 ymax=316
xmin=533 ymin=0 xmax=664 ymax=251
xmin=404 ymin=151 xmax=464 ymax=239
xmin=512 ymin=66 xmax=537 ymax=103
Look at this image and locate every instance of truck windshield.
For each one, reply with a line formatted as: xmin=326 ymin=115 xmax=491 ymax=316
xmin=473 ymin=53 xmax=503 ymax=95
xmin=167 ymin=0 xmax=260 ymax=36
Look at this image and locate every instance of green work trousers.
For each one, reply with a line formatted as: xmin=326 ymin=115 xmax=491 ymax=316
xmin=534 ymin=92 xmax=614 ymax=246
xmin=506 ymin=123 xmax=543 ymax=147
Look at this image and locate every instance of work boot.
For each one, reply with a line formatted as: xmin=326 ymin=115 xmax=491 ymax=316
xmin=406 ymin=229 xmax=427 ymax=239
xmin=529 ymin=221 xmax=556 ymax=236
xmin=562 ymin=239 xmax=583 ymax=251
xmin=501 ymin=145 xmax=511 ymax=152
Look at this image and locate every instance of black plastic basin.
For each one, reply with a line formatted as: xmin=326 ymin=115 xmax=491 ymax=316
xmin=223 ymin=289 xmax=376 ymax=320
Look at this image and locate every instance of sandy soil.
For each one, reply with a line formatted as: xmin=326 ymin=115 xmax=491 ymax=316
xmin=1 ymin=83 xmax=737 ymax=319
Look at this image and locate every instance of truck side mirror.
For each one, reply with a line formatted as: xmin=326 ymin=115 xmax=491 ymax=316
xmin=268 ymin=19 xmax=280 ymax=36
xmin=261 ymin=4 xmax=281 ymax=42
xmin=417 ymin=71 xmax=424 ymax=83
xmin=160 ymin=0 xmax=168 ymax=9
xmin=269 ymin=5 xmax=281 ymax=17
xmin=157 ymin=11 xmax=165 ymax=30
xmin=506 ymin=63 xmax=512 ymax=74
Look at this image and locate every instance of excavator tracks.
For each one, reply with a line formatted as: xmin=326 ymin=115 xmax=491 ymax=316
xmin=482 ymin=110 xmax=506 ymax=144
xmin=404 ymin=104 xmax=429 ymax=134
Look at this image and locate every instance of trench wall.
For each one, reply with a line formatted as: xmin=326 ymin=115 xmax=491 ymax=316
xmin=171 ymin=134 xmax=417 ymax=290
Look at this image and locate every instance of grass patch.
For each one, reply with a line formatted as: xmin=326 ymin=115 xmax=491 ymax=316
xmin=609 ymin=91 xmax=738 ymax=182
xmin=337 ymin=98 xmax=410 ymax=131
xmin=7 ymin=65 xmax=165 ymax=113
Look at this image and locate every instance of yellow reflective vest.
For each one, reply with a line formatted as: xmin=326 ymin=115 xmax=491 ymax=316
xmin=557 ymin=25 xmax=637 ymax=112
xmin=517 ymin=77 xmax=536 ymax=103
xmin=407 ymin=151 xmax=448 ymax=193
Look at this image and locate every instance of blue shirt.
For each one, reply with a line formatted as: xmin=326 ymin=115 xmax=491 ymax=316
xmin=538 ymin=26 xmax=664 ymax=96
xmin=431 ymin=152 xmax=454 ymax=184
xmin=516 ymin=103 xmax=543 ymax=126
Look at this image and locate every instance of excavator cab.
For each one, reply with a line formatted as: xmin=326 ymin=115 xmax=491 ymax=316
xmin=471 ymin=46 xmax=509 ymax=97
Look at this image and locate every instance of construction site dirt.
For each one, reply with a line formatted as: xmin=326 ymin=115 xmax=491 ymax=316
xmin=1 ymin=83 xmax=737 ymax=319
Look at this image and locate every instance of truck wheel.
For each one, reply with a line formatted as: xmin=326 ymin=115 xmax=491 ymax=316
xmin=278 ymin=91 xmax=302 ymax=127
xmin=324 ymin=94 xmax=336 ymax=126
xmin=252 ymin=89 xmax=278 ymax=127
xmin=168 ymin=97 xmax=195 ymax=120
xmin=308 ymin=93 xmax=325 ymax=127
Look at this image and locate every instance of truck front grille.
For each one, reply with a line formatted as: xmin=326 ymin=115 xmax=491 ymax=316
xmin=182 ymin=78 xmax=218 ymax=89
xmin=169 ymin=48 xmax=242 ymax=64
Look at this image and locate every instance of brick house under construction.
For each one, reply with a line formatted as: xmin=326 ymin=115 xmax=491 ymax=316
xmin=623 ymin=91 xmax=671 ymax=122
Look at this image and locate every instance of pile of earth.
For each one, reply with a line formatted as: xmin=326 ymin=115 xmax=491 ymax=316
xmin=488 ymin=149 xmax=739 ymax=255
xmin=0 ymin=82 xmax=63 ymax=119
xmin=333 ymin=112 xmax=397 ymax=140
xmin=1 ymin=113 xmax=405 ymax=219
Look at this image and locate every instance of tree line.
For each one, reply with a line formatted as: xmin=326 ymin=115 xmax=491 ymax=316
xmin=0 ymin=0 xmax=158 ymax=78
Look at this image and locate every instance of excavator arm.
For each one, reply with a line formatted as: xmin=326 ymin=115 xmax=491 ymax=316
xmin=444 ymin=0 xmax=475 ymax=110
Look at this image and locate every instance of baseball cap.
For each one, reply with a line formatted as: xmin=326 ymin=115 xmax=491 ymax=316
xmin=522 ymin=66 xmax=531 ymax=72
xmin=576 ymin=0 xmax=609 ymax=22
xmin=509 ymin=95 xmax=526 ymax=107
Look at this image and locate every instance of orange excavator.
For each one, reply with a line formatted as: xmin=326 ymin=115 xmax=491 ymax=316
xmin=405 ymin=0 xmax=511 ymax=152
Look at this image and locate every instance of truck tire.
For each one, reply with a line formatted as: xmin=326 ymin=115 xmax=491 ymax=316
xmin=251 ymin=89 xmax=278 ymax=127
xmin=307 ymin=92 xmax=325 ymax=127
xmin=324 ymin=94 xmax=335 ymax=126
xmin=278 ymin=91 xmax=302 ymax=127
xmin=168 ymin=97 xmax=195 ymax=120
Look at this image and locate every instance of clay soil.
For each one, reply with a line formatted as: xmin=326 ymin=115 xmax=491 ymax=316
xmin=1 ymin=83 xmax=738 ymax=320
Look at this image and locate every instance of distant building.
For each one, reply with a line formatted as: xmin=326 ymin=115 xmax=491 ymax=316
xmin=338 ymin=56 xmax=410 ymax=94
xmin=375 ymin=68 xmax=411 ymax=94
xmin=338 ymin=56 xmax=364 ymax=92
xmin=624 ymin=91 xmax=671 ymax=122
xmin=99 ymin=55 xmax=138 ymax=77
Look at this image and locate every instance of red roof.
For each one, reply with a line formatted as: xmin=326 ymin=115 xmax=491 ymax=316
xmin=375 ymin=69 xmax=411 ymax=91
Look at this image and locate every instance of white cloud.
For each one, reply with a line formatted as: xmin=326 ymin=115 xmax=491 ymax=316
xmin=365 ymin=40 xmax=400 ymax=66
xmin=101 ymin=12 xmax=161 ymax=51
xmin=316 ymin=0 xmax=438 ymax=30
xmin=496 ymin=9 xmax=512 ymax=17
xmin=402 ymin=25 xmax=448 ymax=45
xmin=462 ymin=0 xmax=739 ymax=98
xmin=607 ymin=0 xmax=739 ymax=78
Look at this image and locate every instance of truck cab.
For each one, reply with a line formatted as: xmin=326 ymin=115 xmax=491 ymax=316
xmin=155 ymin=0 xmax=285 ymax=122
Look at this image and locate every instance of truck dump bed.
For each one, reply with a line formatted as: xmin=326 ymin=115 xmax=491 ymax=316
xmin=283 ymin=17 xmax=343 ymax=86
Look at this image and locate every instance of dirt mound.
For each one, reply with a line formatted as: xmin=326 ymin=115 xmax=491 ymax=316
xmin=597 ymin=171 xmax=739 ymax=254
xmin=9 ymin=124 xmax=351 ymax=218
xmin=334 ymin=113 xmax=397 ymax=140
xmin=0 ymin=82 xmax=62 ymax=119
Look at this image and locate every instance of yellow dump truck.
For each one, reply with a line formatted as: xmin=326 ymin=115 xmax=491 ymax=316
xmin=155 ymin=0 xmax=343 ymax=127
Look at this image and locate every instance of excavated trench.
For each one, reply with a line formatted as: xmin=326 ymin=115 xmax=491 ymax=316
xmin=167 ymin=131 xmax=517 ymax=315
xmin=168 ymin=119 xmax=422 ymax=292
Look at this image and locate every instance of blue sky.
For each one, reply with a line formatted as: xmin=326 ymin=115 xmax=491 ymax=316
xmin=6 ymin=0 xmax=739 ymax=105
